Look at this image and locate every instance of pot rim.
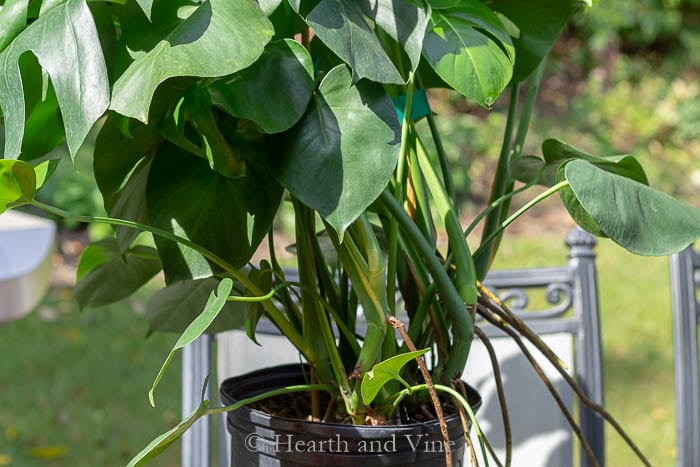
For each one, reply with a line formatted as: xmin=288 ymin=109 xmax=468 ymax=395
xmin=220 ymin=363 xmax=482 ymax=430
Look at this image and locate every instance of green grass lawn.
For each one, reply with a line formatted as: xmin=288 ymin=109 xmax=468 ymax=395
xmin=0 ymin=288 xmax=181 ymax=467
xmin=0 ymin=231 xmax=678 ymax=466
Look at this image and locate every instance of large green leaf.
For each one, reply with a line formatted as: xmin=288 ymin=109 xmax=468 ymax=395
xmin=0 ymin=0 xmax=28 ymax=52
xmin=511 ymin=138 xmax=649 ymax=187
xmin=146 ymin=278 xmax=248 ymax=335
xmin=509 ymin=139 xmax=650 ymax=237
xmin=73 ymin=239 xmax=162 ymax=309
xmin=422 ymin=2 xmax=514 ymax=107
xmin=0 ymin=0 xmax=109 ymax=159
xmin=209 ymin=39 xmax=314 ymax=134
xmin=306 ymin=0 xmax=404 ymax=84
xmin=562 ymin=160 xmax=700 ymax=255
xmin=267 ymin=65 xmax=400 ymax=237
xmin=110 ymin=0 xmax=274 ymax=122
xmin=146 ymin=144 xmax=283 ymax=283
xmin=0 ymin=159 xmax=35 ymax=213
xmin=489 ymin=0 xmax=589 ymax=82
xmin=357 ymin=0 xmax=431 ymax=73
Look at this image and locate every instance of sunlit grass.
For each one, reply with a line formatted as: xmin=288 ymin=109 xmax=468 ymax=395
xmin=0 ymin=288 xmax=180 ymax=467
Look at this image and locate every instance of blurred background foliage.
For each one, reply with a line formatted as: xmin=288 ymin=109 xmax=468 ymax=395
xmin=423 ymin=0 xmax=700 ymax=214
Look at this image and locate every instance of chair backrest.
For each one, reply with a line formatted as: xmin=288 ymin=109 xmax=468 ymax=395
xmin=182 ymin=227 xmax=604 ymax=467
xmin=468 ymin=227 xmax=603 ymax=467
xmin=669 ymin=245 xmax=700 ymax=467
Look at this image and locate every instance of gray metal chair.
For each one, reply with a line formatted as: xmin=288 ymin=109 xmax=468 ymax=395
xmin=470 ymin=227 xmax=603 ymax=466
xmin=669 ymin=245 xmax=700 ymax=467
xmin=183 ymin=227 xmax=604 ymax=466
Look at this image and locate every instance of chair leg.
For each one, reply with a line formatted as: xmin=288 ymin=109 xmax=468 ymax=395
xmin=182 ymin=335 xmax=213 ymax=467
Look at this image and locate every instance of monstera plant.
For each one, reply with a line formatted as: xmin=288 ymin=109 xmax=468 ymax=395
xmin=1 ymin=0 xmax=698 ymax=465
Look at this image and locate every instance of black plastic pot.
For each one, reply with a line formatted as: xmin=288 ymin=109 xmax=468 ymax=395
xmin=220 ymin=364 xmax=481 ymax=466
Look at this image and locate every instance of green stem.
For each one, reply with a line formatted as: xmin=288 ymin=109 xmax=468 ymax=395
xmin=380 ymin=191 xmax=473 ymax=381
xmin=480 ymin=60 xmax=547 ymax=276
xmin=414 ymin=135 xmax=477 ymax=307
xmin=511 ymin=60 xmax=547 ymax=164
xmin=328 ymin=218 xmax=389 ymax=419
xmin=388 ymin=383 xmax=489 ymax=467
xmin=463 ymin=181 xmax=535 ymax=238
xmin=226 ymin=283 xmax=286 ymax=302
xmin=31 ymin=199 xmax=309 ymax=357
xmin=426 ymin=112 xmax=455 ymax=202
xmin=388 ymin=72 xmax=415 ymax=316
xmin=293 ymin=200 xmax=331 ymax=419
xmin=474 ymin=181 xmax=569 ymax=262
xmin=476 ymin=84 xmax=520 ymax=277
xmin=416 ymin=73 xmax=455 ymax=201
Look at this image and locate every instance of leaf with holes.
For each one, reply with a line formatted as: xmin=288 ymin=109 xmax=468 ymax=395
xmin=110 ymin=0 xmax=274 ymax=122
xmin=0 ymin=0 xmax=109 ymax=159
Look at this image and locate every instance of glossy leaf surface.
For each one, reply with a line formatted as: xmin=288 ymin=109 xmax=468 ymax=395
xmin=423 ymin=2 xmax=514 ymax=107
xmin=266 ymin=65 xmax=400 ymax=237
xmin=210 ymin=39 xmax=315 ymax=134
xmin=110 ymin=0 xmax=274 ymax=122
xmin=509 ymin=139 xmax=650 ymax=237
xmin=357 ymin=0 xmax=431 ymax=73
xmin=0 ymin=0 xmax=109 ymax=158
xmin=562 ymin=160 xmax=700 ymax=255
xmin=307 ymin=0 xmax=404 ymax=84
xmin=0 ymin=0 xmax=29 ymax=52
